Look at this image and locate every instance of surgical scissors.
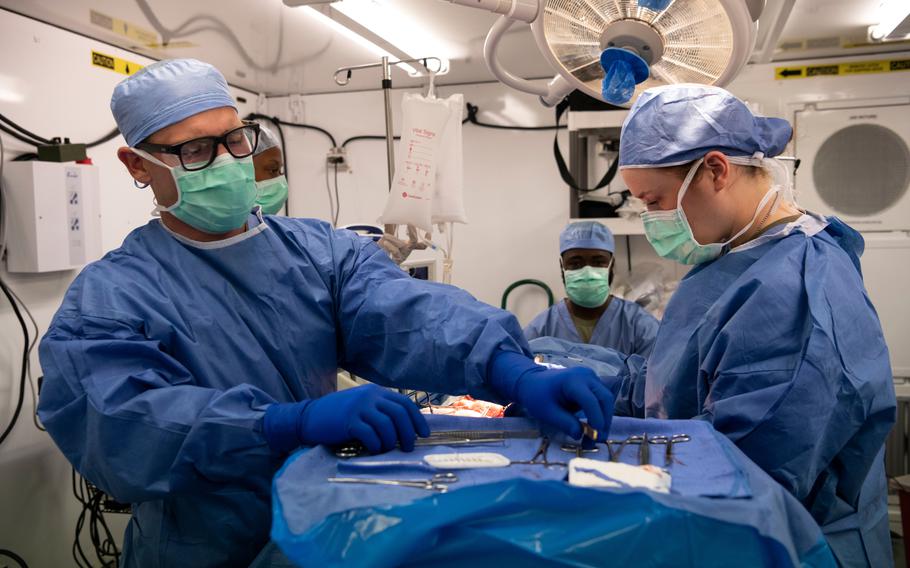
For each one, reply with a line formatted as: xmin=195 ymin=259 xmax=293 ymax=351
xmin=327 ymin=472 xmax=457 ymax=493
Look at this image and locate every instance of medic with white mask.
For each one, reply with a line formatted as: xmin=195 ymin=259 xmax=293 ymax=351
xmin=612 ymin=83 xmax=895 ymax=567
xmin=37 ymin=59 xmax=615 ymax=568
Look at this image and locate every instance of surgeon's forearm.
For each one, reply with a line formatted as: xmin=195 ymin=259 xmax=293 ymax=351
xmin=612 ymin=354 xmax=647 ymax=417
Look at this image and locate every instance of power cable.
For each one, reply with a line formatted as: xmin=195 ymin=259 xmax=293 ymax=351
xmin=0 ymin=549 xmax=29 ymax=568
xmin=133 ymin=0 xmax=332 ymax=73
xmin=71 ymin=470 xmax=121 ymax=568
xmin=0 ymin=123 xmax=44 ymax=147
xmin=85 ymin=128 xmax=122 ymax=149
xmin=0 ymin=112 xmax=120 ymax=149
xmin=464 ymin=102 xmax=565 ymax=131
xmin=0 ymin=114 xmax=51 ymax=144
xmin=5 ymin=285 xmax=44 ymax=432
xmin=324 ymin=162 xmax=336 ymax=227
xmin=0 ymin=277 xmax=29 ymax=448
xmin=342 ymin=134 xmax=399 ymax=148
xmin=251 ymin=115 xmax=337 ymax=148
xmin=0 ymin=131 xmax=7 ymax=263
xmin=333 ymin=163 xmax=340 ymax=227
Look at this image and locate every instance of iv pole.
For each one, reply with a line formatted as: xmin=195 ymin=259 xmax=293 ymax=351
xmin=333 ymin=56 xmax=444 ymax=193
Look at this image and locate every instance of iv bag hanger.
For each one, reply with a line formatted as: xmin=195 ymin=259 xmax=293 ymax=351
xmin=333 ymin=57 xmax=444 ymax=192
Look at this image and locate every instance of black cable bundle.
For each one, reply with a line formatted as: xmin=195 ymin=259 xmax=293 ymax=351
xmin=71 ymin=470 xmax=123 ymax=568
xmin=0 ymin=549 xmax=29 ymax=568
xmin=464 ymin=102 xmax=566 ymax=131
xmin=0 ymin=277 xmax=29 ymax=447
xmin=244 ymin=113 xmax=336 ymax=147
xmin=0 ymin=112 xmax=119 ymax=149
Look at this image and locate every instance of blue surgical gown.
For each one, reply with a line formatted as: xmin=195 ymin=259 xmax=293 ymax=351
xmin=524 ymin=297 xmax=658 ymax=357
xmin=613 ymin=214 xmax=896 ymax=567
xmin=37 ymin=212 xmax=529 ymax=568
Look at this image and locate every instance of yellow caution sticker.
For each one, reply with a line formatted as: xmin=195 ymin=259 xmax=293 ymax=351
xmin=775 ymin=67 xmax=805 ymax=79
xmin=774 ymin=58 xmax=910 ymax=80
xmin=91 ymin=50 xmax=144 ymax=76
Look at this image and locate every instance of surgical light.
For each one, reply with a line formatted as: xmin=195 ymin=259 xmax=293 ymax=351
xmin=446 ymin=0 xmax=765 ymax=107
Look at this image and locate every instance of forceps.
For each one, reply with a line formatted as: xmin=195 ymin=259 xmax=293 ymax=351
xmin=328 ymin=472 xmax=457 ymax=493
xmin=649 ymin=434 xmax=691 ymax=466
xmin=512 ymin=438 xmax=568 ymax=467
xmin=609 ymin=435 xmax=644 ymax=462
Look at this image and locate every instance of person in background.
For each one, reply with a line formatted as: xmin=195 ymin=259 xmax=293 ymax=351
xmin=524 ymin=221 xmax=659 ymax=357
xmin=36 ymin=59 xmax=615 ymax=568
xmin=251 ymin=124 xmax=288 ymax=215
xmin=610 ymin=83 xmax=896 ymax=567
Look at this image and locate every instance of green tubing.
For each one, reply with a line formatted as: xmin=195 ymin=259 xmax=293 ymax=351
xmin=501 ymin=279 xmax=555 ymax=310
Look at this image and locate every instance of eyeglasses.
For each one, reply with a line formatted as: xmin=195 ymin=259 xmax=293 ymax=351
xmin=135 ymin=122 xmax=260 ymax=171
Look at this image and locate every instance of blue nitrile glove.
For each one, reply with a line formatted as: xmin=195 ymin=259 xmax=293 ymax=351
xmin=490 ymin=351 xmax=615 ymax=440
xmin=263 ymin=384 xmax=430 ymax=454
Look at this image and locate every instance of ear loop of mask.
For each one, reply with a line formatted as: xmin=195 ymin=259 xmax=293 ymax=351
xmin=672 ymin=158 xmax=705 ymax=243
xmin=677 ymin=155 xmax=782 ymax=247
xmin=131 ymin=148 xmax=182 ymax=217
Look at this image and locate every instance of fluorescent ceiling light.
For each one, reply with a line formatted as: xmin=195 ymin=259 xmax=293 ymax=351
xmin=330 ymin=0 xmax=454 ymax=75
xmin=302 ymin=6 xmax=419 ymax=75
xmin=870 ymin=0 xmax=910 ymax=40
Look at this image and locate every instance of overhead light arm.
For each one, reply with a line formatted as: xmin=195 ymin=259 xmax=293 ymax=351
xmin=446 ymin=0 xmax=539 ymax=23
xmin=483 ymin=16 xmax=571 ymax=106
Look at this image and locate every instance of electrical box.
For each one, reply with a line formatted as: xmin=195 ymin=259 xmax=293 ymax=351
xmin=3 ymin=161 xmax=102 ymax=273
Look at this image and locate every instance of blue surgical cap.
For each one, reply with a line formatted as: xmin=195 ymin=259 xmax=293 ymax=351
xmin=560 ymin=221 xmax=615 ymax=254
xmin=254 ymin=125 xmax=281 ymax=156
xmin=619 ymin=84 xmax=792 ymax=168
xmin=111 ymin=59 xmax=237 ymax=147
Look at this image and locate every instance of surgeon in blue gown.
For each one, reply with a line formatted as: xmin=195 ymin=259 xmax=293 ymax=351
xmin=524 ymin=221 xmax=658 ymax=357
xmin=610 ymin=84 xmax=896 ymax=567
xmin=36 ymin=59 xmax=615 ymax=568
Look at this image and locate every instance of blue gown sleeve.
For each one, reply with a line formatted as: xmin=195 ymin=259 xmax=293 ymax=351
xmin=612 ymin=354 xmax=648 ymax=418
xmin=631 ymin=306 xmax=659 ymax=358
xmin=522 ymin=310 xmax=548 ymax=341
xmin=332 ymin=231 xmax=530 ymax=402
xmin=38 ymin=300 xmax=280 ymax=503
xmin=695 ymin=239 xmax=895 ymax=506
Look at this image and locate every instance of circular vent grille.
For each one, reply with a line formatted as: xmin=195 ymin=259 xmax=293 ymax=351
xmin=813 ymin=124 xmax=910 ymax=216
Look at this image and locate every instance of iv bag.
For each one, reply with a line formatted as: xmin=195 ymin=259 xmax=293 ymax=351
xmin=380 ymin=93 xmax=451 ymax=233
xmin=432 ymin=93 xmax=467 ymax=225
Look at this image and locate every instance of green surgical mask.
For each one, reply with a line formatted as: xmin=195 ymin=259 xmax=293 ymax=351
xmin=133 ymin=149 xmax=257 ymax=234
xmin=564 ymin=265 xmax=611 ymax=308
xmin=255 ymin=175 xmax=288 ymax=215
xmin=641 ymin=158 xmax=781 ymax=265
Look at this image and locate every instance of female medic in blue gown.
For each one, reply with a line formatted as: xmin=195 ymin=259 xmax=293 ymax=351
xmin=610 ymin=84 xmax=896 ymax=567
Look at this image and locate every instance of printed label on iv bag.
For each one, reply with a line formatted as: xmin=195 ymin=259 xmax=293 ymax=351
xmin=398 ymin=128 xmax=436 ymax=200
xmin=380 ymin=94 xmax=451 ymax=233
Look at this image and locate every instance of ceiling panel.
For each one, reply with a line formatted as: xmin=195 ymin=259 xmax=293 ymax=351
xmin=1 ymin=0 xmax=904 ymax=96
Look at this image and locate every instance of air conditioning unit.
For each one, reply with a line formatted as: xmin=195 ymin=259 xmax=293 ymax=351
xmin=794 ymin=98 xmax=910 ymax=231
